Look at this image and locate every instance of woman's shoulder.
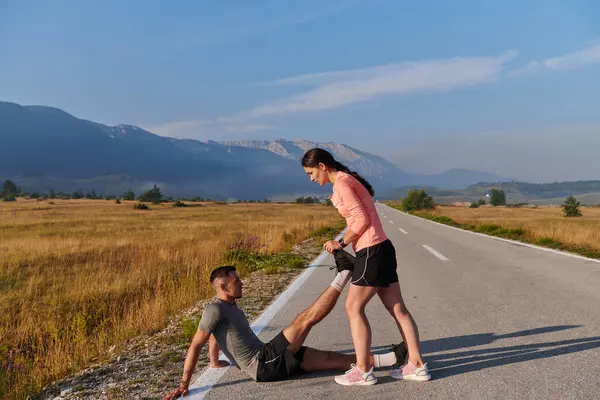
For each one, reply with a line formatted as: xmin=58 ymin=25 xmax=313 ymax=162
xmin=334 ymin=171 xmax=356 ymax=187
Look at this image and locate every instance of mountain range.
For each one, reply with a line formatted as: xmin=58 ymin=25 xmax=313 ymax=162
xmin=0 ymin=101 xmax=505 ymax=199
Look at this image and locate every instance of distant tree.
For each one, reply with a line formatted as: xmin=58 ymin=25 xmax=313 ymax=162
xmin=85 ymin=189 xmax=97 ymax=199
xmin=296 ymin=196 xmax=319 ymax=204
xmin=2 ymin=179 xmax=17 ymax=195
xmin=122 ymin=189 xmax=135 ymax=201
xmin=72 ymin=189 xmax=84 ymax=199
xmin=469 ymin=202 xmax=479 ymax=208
xmin=324 ymin=198 xmax=333 ymax=207
xmin=562 ymin=195 xmax=582 ymax=217
xmin=490 ymin=188 xmax=506 ymax=206
xmin=138 ymin=185 xmax=163 ymax=204
xmin=30 ymin=192 xmax=40 ymax=199
xmin=48 ymin=189 xmax=55 ymax=199
xmin=401 ymin=189 xmax=435 ymax=212
xmin=477 ymin=198 xmax=487 ymax=206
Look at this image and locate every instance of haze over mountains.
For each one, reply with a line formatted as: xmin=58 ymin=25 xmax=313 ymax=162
xmin=2 ymin=101 xmax=507 ymax=199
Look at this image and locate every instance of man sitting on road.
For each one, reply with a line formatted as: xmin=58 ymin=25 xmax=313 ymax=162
xmin=164 ymin=251 xmax=407 ymax=399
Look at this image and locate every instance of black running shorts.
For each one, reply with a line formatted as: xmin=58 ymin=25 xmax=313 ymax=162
xmin=255 ymin=331 xmax=307 ymax=382
xmin=351 ymin=239 xmax=399 ymax=287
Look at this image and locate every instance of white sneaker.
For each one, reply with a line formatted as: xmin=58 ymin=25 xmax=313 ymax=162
xmin=389 ymin=361 xmax=431 ymax=381
xmin=334 ymin=364 xmax=377 ymax=386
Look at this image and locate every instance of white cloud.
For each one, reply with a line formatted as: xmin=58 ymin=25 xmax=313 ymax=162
xmin=510 ymin=42 xmax=600 ymax=77
xmin=143 ymin=119 xmax=209 ymax=138
xmin=241 ymin=51 xmax=517 ymax=118
xmin=143 ymin=119 xmax=275 ymax=138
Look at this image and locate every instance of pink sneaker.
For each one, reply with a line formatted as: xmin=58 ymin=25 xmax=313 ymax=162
xmin=334 ymin=364 xmax=377 ymax=386
xmin=389 ymin=361 xmax=431 ymax=381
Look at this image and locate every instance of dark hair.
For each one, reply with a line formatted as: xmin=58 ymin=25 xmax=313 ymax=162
xmin=210 ymin=266 xmax=237 ymax=283
xmin=301 ymin=148 xmax=374 ymax=197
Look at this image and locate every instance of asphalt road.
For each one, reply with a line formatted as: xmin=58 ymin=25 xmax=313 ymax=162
xmin=193 ymin=203 xmax=600 ymax=400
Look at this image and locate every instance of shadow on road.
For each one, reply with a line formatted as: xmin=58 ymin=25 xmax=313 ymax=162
xmin=369 ymin=325 xmax=600 ymax=380
xmin=429 ymin=335 xmax=600 ymax=379
xmin=195 ymin=325 xmax=599 ymax=389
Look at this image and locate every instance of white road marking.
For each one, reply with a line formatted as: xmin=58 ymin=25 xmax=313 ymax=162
xmin=398 ymin=228 xmax=408 ymax=235
xmin=422 ymin=244 xmax=449 ymax=261
xmin=381 ymin=204 xmax=600 ymax=265
xmin=388 ymin=220 xmax=394 ymax=224
xmin=186 ymin=230 xmax=347 ymax=399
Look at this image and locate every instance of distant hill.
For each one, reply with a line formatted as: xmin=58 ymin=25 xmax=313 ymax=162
xmin=383 ymin=181 xmax=600 ymax=204
xmin=533 ymin=192 xmax=600 ymax=206
xmin=0 ymin=100 xmax=511 ymax=199
xmin=0 ymin=101 xmax=320 ymax=199
xmin=220 ymin=139 xmax=506 ymax=190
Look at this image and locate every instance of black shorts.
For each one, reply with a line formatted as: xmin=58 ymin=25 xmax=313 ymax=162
xmin=352 ymin=239 xmax=399 ymax=287
xmin=255 ymin=331 xmax=307 ymax=382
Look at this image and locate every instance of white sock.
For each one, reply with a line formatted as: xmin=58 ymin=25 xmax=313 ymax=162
xmin=330 ymin=270 xmax=352 ymax=292
xmin=374 ymin=352 xmax=397 ymax=368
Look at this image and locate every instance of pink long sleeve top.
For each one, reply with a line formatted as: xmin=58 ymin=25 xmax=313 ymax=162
xmin=330 ymin=171 xmax=388 ymax=252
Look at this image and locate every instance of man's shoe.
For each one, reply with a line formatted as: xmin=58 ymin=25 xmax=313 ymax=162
xmin=391 ymin=342 xmax=408 ymax=369
xmin=330 ymin=250 xmax=357 ymax=274
xmin=389 ymin=361 xmax=431 ymax=381
xmin=334 ymin=364 xmax=377 ymax=386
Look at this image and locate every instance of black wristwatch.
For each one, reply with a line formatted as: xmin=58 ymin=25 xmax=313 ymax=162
xmin=338 ymin=237 xmax=348 ymax=248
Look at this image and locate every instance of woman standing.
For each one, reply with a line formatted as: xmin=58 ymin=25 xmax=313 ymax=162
xmin=301 ymin=148 xmax=430 ymax=386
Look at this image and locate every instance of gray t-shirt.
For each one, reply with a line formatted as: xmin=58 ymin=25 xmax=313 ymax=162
xmin=198 ymin=299 xmax=264 ymax=379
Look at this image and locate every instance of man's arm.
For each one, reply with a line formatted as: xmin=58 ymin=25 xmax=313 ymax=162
xmin=209 ymin=334 xmax=229 ymax=368
xmin=163 ymin=329 xmax=211 ymax=400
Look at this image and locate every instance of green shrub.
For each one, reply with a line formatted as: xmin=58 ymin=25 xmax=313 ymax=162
xmin=1 ymin=194 xmax=16 ymax=202
xmin=181 ymin=317 xmax=200 ymax=341
xmin=562 ymin=195 xmax=582 ymax=217
xmin=536 ymin=237 xmax=562 ymax=248
xmin=133 ymin=203 xmax=149 ymax=210
xmin=401 ymin=189 xmax=435 ymax=212
xmin=490 ymin=188 xmax=506 ymax=206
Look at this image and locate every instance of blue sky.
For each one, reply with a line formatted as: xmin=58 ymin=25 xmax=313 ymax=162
xmin=1 ymin=0 xmax=600 ymax=181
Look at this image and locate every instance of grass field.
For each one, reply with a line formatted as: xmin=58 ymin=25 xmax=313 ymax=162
xmin=389 ymin=204 xmax=600 ymax=258
xmin=0 ymin=199 xmax=343 ymax=399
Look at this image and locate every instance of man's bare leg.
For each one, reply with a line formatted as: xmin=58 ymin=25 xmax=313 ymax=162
xmin=283 ymin=286 xmax=342 ymax=353
xmin=299 ymin=348 xmax=395 ymax=372
xmin=282 ymin=253 xmax=353 ymax=353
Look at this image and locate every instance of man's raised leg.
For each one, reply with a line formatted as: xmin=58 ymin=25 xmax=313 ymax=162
xmin=283 ymin=286 xmax=343 ymax=353
xmin=282 ymin=250 xmax=354 ymax=353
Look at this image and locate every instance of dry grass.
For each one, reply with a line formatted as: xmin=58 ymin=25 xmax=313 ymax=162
xmin=421 ymin=205 xmax=600 ymax=252
xmin=0 ymin=199 xmax=342 ymax=399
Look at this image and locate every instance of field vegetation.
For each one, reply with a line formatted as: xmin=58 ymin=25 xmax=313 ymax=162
xmin=0 ymin=199 xmax=343 ymax=399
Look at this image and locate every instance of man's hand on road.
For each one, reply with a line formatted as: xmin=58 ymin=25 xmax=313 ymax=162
xmin=163 ymin=384 xmax=188 ymax=400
